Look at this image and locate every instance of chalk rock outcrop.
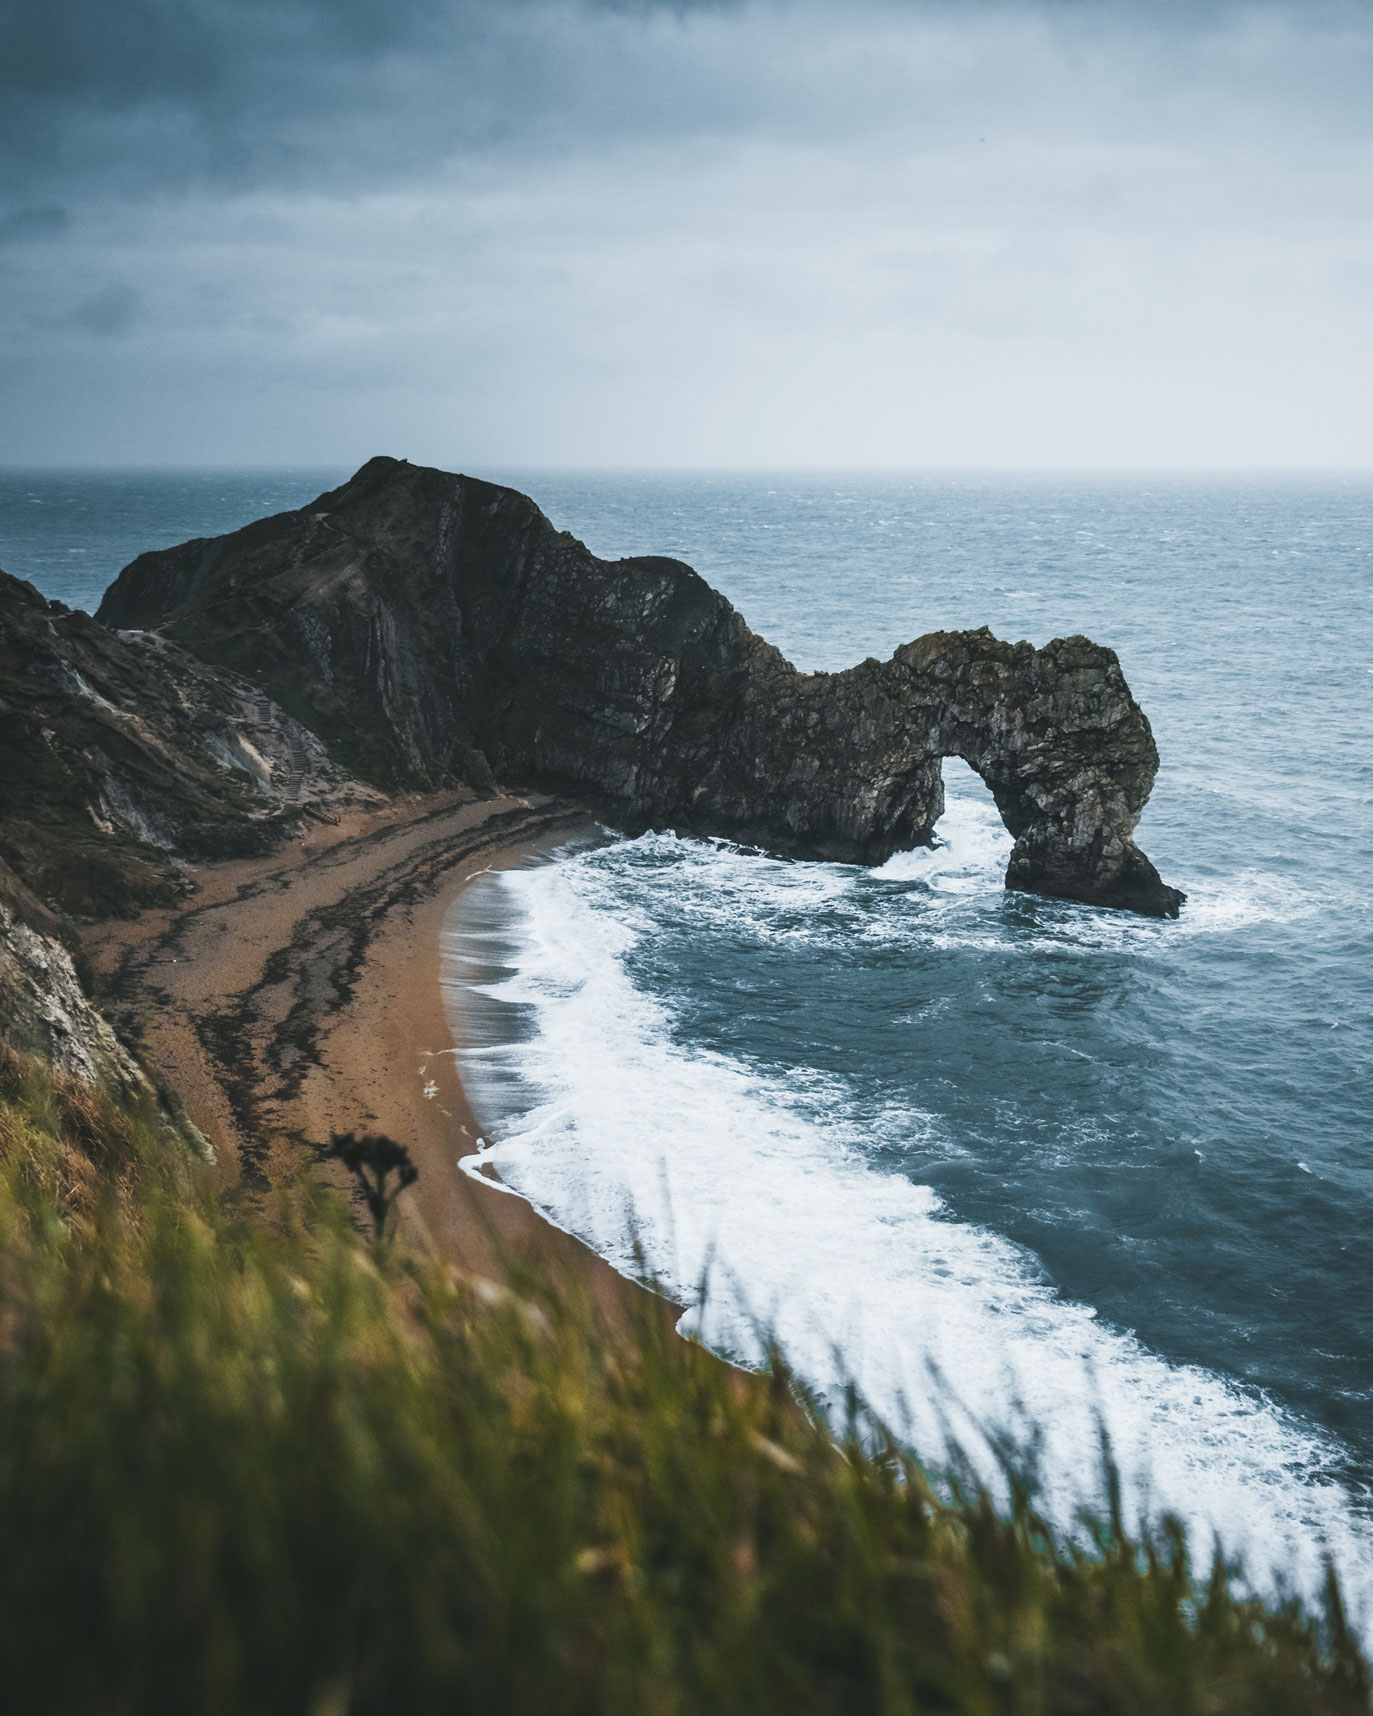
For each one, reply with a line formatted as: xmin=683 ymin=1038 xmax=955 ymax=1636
xmin=0 ymin=858 xmax=144 ymax=1088
xmin=99 ymin=458 xmax=1182 ymax=916
xmin=0 ymin=569 xmax=373 ymax=918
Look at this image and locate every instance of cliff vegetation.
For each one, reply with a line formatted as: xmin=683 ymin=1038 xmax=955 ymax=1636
xmin=0 ymin=1048 xmax=1365 ymax=1716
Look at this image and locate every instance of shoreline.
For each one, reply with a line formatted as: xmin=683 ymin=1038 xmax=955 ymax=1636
xmin=83 ymin=790 xmax=648 ymax=1311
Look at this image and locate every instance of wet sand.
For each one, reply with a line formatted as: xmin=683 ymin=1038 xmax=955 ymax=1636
xmin=83 ymin=789 xmax=640 ymax=1305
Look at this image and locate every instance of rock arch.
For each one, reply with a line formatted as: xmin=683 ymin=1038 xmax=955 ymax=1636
xmin=98 ymin=457 xmax=1183 ymax=918
xmin=657 ymin=623 xmax=1181 ymax=916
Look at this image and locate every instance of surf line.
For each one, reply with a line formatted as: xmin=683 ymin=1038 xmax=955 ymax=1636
xmin=457 ymin=1140 xmax=526 ymax=1196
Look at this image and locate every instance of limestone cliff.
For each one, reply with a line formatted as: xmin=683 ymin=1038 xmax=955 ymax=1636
xmin=99 ymin=457 xmax=1183 ymax=916
xmin=0 ymin=858 xmax=143 ymax=1089
xmin=0 ymin=569 xmax=375 ymax=919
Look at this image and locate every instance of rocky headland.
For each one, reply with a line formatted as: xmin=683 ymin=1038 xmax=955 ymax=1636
xmin=99 ymin=456 xmax=1182 ymax=916
xmin=0 ymin=453 xmax=1184 ymax=1178
xmin=0 ymin=549 xmax=620 ymax=1276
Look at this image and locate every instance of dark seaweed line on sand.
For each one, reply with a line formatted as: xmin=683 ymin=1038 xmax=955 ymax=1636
xmin=135 ymin=802 xmax=584 ymax=1181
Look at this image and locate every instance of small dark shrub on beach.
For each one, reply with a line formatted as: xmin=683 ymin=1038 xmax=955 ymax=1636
xmin=0 ymin=1054 xmax=1366 ymax=1716
xmin=321 ymin=1128 xmax=418 ymax=1240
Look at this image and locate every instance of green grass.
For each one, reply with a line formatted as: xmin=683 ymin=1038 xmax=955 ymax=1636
xmin=0 ymin=1046 xmax=1367 ymax=1716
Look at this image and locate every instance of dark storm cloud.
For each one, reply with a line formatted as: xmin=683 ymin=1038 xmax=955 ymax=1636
xmin=0 ymin=0 xmax=445 ymax=195
xmin=0 ymin=0 xmax=444 ymax=102
xmin=0 ymin=0 xmax=720 ymax=198
xmin=6 ymin=0 xmax=1368 ymax=202
xmin=2 ymin=0 xmax=1371 ymax=466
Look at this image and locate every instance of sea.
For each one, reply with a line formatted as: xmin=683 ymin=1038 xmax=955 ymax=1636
xmin=4 ymin=466 xmax=1371 ymax=1622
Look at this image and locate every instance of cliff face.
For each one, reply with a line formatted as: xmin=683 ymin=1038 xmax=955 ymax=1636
xmin=99 ymin=457 xmax=1182 ymax=916
xmin=0 ymin=569 xmax=372 ymax=919
xmin=0 ymin=858 xmax=145 ymax=1090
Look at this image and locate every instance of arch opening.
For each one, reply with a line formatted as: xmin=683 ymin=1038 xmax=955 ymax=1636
xmin=930 ymin=756 xmax=1013 ymax=884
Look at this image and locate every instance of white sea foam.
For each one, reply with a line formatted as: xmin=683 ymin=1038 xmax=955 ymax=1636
xmin=444 ymin=844 xmax=1373 ymax=1633
xmin=873 ymin=774 xmax=1320 ymax=952
xmin=873 ymin=790 xmax=1013 ymax=892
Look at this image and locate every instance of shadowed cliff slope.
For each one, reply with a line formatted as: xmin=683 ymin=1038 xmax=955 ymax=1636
xmin=0 ymin=568 xmax=370 ymax=919
xmin=99 ymin=458 xmax=1182 ymax=916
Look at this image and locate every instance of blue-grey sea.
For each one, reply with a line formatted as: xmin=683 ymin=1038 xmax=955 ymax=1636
xmin=4 ymin=467 xmax=1371 ymax=1617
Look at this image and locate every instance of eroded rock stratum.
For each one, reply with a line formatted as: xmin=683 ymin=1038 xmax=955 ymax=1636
xmin=0 ymin=568 xmax=374 ymax=919
xmin=99 ymin=457 xmax=1183 ymax=917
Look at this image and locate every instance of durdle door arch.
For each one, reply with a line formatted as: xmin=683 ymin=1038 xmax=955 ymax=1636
xmin=97 ymin=457 xmax=1183 ymax=919
xmin=900 ymin=629 xmax=1183 ymax=918
xmin=650 ymin=624 xmax=1182 ymax=917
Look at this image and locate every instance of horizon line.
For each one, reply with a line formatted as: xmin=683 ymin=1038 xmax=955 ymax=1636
xmin=4 ymin=461 xmax=1373 ymax=479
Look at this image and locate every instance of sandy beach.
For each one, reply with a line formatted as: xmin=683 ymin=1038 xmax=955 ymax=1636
xmin=83 ymin=789 xmax=637 ymax=1305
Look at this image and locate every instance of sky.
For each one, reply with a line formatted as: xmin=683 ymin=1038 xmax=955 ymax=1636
xmin=1 ymin=0 xmax=1371 ymax=469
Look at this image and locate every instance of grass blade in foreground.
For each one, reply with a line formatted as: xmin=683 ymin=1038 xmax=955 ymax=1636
xmin=0 ymin=1048 xmax=1365 ymax=1715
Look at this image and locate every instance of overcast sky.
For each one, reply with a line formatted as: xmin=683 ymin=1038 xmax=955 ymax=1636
xmin=2 ymin=0 xmax=1370 ymax=468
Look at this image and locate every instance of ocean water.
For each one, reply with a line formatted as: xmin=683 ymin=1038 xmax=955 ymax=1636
xmin=0 ymin=469 xmax=347 ymax=615
xmin=448 ymin=473 xmax=1373 ymax=1621
xmin=5 ymin=468 xmax=1371 ymax=1617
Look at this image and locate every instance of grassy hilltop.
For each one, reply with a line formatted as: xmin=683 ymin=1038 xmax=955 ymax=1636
xmin=0 ymin=1046 xmax=1366 ymax=1716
